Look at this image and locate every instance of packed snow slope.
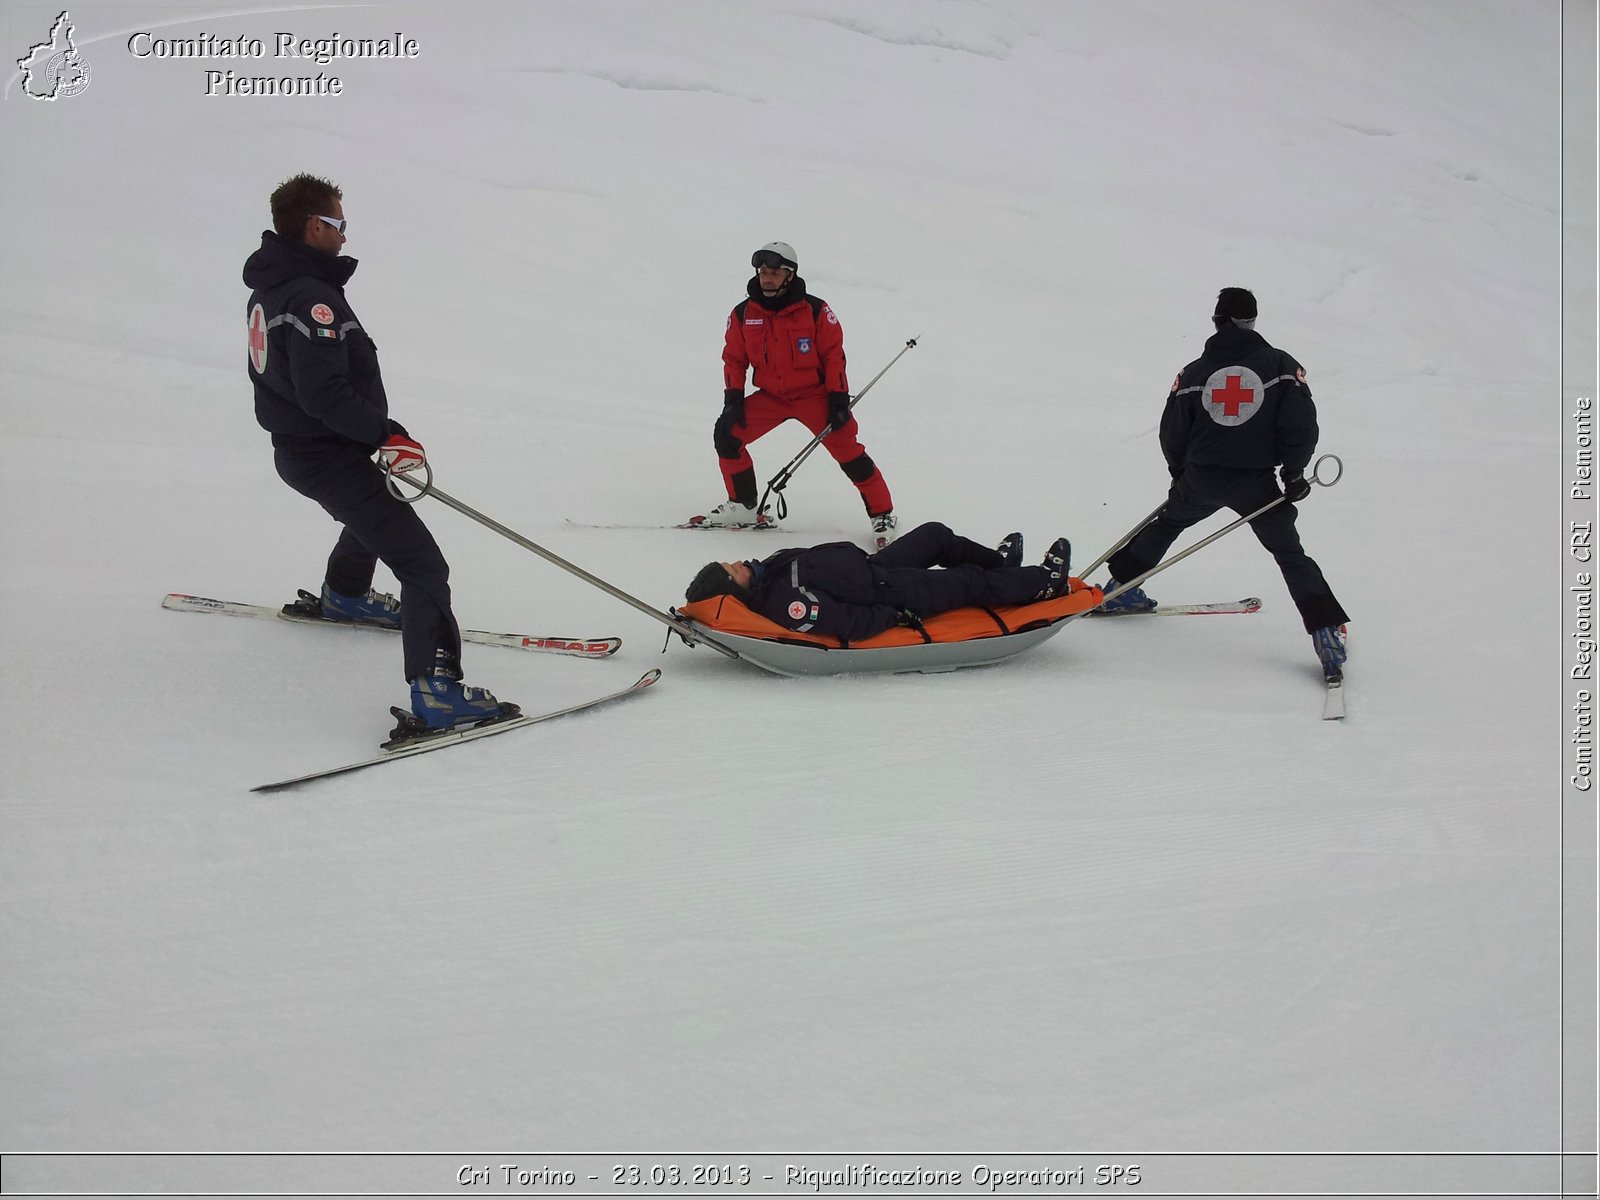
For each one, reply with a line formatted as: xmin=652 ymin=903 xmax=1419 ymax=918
xmin=0 ymin=0 xmax=1573 ymax=1166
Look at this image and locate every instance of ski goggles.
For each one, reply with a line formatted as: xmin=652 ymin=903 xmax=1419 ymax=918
xmin=751 ymin=250 xmax=793 ymax=271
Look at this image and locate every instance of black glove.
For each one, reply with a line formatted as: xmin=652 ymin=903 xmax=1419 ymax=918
xmin=722 ymin=388 xmax=745 ymax=427
xmin=1280 ymin=468 xmax=1311 ymax=503
xmin=895 ymin=608 xmax=925 ymax=630
xmin=827 ymin=391 xmax=852 ymax=428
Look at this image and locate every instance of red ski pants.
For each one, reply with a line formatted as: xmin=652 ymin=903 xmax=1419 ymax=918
xmin=716 ymin=390 xmax=893 ymax=516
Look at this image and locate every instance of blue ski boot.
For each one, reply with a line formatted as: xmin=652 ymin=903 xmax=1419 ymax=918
xmin=320 ymin=582 xmax=401 ymax=628
xmin=996 ymin=531 xmax=1024 ymax=569
xmin=1312 ymin=624 xmax=1348 ymax=677
xmin=1099 ymin=577 xmax=1157 ymax=613
xmin=408 ymin=652 xmax=516 ymax=731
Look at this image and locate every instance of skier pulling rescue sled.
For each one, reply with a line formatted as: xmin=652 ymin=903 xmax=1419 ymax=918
xmin=1093 ymin=287 xmax=1350 ymax=692
xmin=243 ymin=172 xmax=516 ymax=738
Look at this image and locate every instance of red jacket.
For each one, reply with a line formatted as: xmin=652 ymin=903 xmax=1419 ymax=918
xmin=723 ymin=276 xmax=848 ymax=402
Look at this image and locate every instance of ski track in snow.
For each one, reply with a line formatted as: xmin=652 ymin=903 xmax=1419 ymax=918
xmin=507 ymin=65 xmax=768 ymax=104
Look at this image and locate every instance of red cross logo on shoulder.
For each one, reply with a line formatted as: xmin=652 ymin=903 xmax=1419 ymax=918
xmin=1201 ymin=366 xmax=1265 ymax=427
xmin=247 ymin=304 xmax=268 ymax=373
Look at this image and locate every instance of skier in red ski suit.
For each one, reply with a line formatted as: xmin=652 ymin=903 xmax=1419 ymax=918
xmin=701 ymin=242 xmax=897 ymax=544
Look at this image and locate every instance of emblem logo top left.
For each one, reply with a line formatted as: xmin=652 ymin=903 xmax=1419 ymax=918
xmin=16 ymin=11 xmax=91 ymax=101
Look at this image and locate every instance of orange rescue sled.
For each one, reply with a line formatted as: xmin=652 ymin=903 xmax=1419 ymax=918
xmin=674 ymin=580 xmax=1104 ymax=677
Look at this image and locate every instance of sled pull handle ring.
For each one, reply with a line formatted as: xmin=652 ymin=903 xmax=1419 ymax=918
xmin=382 ymin=460 xmax=435 ymax=504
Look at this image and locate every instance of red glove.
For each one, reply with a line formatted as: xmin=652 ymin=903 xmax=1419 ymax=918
xmin=376 ymin=433 xmax=426 ymax=473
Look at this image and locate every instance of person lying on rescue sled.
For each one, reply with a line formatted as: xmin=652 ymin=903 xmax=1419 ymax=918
xmin=684 ymin=522 xmax=1073 ymax=645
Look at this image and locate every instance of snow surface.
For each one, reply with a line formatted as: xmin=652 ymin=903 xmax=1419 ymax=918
xmin=0 ymin=0 xmax=1589 ymax=1191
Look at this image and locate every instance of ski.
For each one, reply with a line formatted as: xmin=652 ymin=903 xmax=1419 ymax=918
xmin=1321 ymin=626 xmax=1349 ymax=720
xmin=162 ymin=593 xmax=621 ymax=658
xmin=563 ymin=519 xmax=680 ymax=530
xmin=562 ymin=518 xmax=780 ymax=532
xmin=250 ymin=669 xmax=662 ymax=793
xmin=678 ymin=515 xmax=780 ymax=531
xmin=1322 ymin=671 xmax=1345 ymax=720
xmin=1084 ymin=596 xmax=1263 ymax=617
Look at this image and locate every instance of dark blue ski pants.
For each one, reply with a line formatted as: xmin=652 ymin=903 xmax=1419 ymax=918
xmin=1107 ymin=466 xmax=1348 ymax=632
xmin=273 ymin=439 xmax=461 ymax=681
xmin=868 ymin=521 xmax=1051 ymax=615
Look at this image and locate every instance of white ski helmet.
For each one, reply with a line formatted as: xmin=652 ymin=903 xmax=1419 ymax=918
xmin=751 ymin=241 xmax=798 ymax=272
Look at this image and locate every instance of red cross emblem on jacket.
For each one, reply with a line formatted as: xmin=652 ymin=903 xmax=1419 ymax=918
xmin=1201 ymin=366 xmax=1265 ymax=427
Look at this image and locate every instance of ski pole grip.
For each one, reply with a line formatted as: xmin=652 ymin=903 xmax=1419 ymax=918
xmin=1310 ymin=453 xmax=1343 ymax=488
xmin=382 ymin=460 xmax=434 ymax=504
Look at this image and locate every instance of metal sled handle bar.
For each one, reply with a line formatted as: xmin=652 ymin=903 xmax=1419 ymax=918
xmin=1092 ymin=453 xmax=1344 ymax=609
xmin=1076 ymin=500 xmax=1167 ymax=585
xmin=383 ymin=467 xmax=742 ymax=660
xmin=758 ymin=336 xmax=919 ymax=519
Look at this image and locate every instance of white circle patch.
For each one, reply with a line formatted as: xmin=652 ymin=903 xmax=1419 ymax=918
xmin=788 ymin=601 xmax=807 ymax=620
xmin=1201 ymin=366 xmax=1266 ymax=427
xmin=310 ymin=303 xmax=335 ymax=326
xmin=247 ymin=303 xmax=268 ymax=374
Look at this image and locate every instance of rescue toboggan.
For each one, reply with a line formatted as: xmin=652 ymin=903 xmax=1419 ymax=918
xmin=672 ymin=582 xmax=1105 ymax=677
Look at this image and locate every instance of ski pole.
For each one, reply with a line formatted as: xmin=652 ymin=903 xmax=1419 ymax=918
xmin=1077 ymin=500 xmax=1167 ymax=584
xmin=382 ymin=468 xmax=742 ymax=660
xmin=1088 ymin=454 xmax=1344 ymax=611
xmin=757 ymin=335 xmax=919 ymax=520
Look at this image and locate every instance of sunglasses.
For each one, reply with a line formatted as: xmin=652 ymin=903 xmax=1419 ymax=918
xmin=316 ymin=214 xmax=347 ymax=233
xmin=751 ymin=251 xmax=791 ymax=271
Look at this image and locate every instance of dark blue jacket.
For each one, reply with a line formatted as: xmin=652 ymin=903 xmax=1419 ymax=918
xmin=1160 ymin=324 xmax=1318 ymax=476
xmin=748 ymin=543 xmax=902 ymax=643
xmin=243 ymin=231 xmax=399 ymax=448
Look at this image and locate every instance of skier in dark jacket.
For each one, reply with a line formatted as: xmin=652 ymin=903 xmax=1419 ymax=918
xmin=1100 ymin=287 xmax=1349 ymax=674
xmin=244 ymin=172 xmax=512 ymax=731
xmin=684 ymin=522 xmax=1073 ymax=645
